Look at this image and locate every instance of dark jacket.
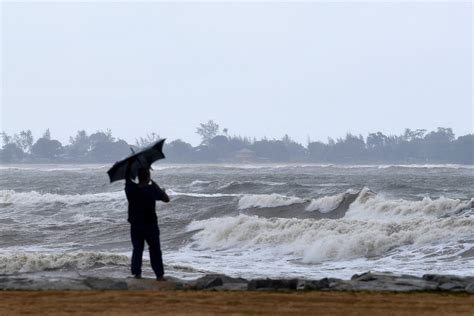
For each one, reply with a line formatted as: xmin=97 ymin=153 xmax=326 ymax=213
xmin=125 ymin=178 xmax=169 ymax=226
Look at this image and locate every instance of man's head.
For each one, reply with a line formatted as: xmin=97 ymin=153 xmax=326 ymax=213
xmin=138 ymin=168 xmax=151 ymax=184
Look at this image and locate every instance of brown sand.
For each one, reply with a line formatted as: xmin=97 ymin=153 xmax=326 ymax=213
xmin=0 ymin=291 xmax=473 ymax=315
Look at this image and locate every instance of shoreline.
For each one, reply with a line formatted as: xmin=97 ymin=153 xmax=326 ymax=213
xmin=1 ymin=272 xmax=473 ymax=314
xmin=1 ymin=271 xmax=473 ymax=293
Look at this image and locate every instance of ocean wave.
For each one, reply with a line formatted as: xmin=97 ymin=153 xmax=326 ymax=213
xmin=167 ymin=190 xmax=239 ymax=198
xmin=217 ymin=180 xmax=287 ymax=191
xmin=220 ymin=164 xmax=474 ymax=170
xmin=186 ymin=214 xmax=474 ymax=263
xmin=190 ymin=180 xmax=216 ymax=186
xmin=0 ymin=252 xmax=129 ymax=275
xmin=305 ymin=190 xmax=359 ymax=213
xmin=345 ymin=188 xmax=473 ymax=220
xmin=71 ymin=213 xmax=119 ymax=224
xmin=0 ymin=190 xmax=124 ymax=207
xmin=376 ymin=164 xmax=474 ymax=170
xmin=0 ymin=164 xmax=108 ymax=171
xmin=237 ymin=194 xmax=306 ymax=209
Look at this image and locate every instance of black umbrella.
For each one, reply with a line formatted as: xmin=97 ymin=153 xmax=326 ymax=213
xmin=107 ymin=139 xmax=166 ymax=183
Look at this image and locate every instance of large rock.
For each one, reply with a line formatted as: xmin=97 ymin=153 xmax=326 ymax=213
xmin=1 ymin=271 xmax=473 ymax=293
xmin=465 ymin=283 xmax=474 ymax=294
xmin=302 ymin=278 xmax=343 ymax=291
xmin=186 ymin=274 xmax=248 ymax=290
xmin=0 ymin=277 xmax=90 ymax=291
xmin=423 ymin=274 xmax=474 ymax=292
xmin=248 ymin=278 xmax=298 ymax=291
xmin=348 ymin=272 xmax=439 ymax=292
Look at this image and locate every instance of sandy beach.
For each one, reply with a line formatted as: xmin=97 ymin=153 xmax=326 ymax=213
xmin=0 ymin=290 xmax=473 ymax=315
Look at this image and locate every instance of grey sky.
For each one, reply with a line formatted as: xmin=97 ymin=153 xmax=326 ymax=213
xmin=1 ymin=1 xmax=472 ymax=146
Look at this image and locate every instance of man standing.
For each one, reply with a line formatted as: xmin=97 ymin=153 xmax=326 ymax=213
xmin=125 ymin=164 xmax=170 ymax=280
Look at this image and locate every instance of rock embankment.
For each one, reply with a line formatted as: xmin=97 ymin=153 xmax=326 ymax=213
xmin=1 ymin=272 xmax=473 ymax=293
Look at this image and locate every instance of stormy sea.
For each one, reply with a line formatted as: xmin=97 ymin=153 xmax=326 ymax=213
xmin=0 ymin=164 xmax=473 ymax=281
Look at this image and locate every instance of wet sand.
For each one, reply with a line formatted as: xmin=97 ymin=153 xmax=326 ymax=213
xmin=0 ymin=291 xmax=473 ymax=315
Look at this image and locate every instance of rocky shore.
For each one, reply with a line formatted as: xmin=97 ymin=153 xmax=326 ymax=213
xmin=1 ymin=271 xmax=473 ymax=293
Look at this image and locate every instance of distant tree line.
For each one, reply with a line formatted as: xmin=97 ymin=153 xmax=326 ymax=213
xmin=1 ymin=122 xmax=472 ymax=164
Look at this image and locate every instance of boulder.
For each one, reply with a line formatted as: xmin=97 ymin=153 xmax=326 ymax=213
xmin=349 ymin=272 xmax=438 ymax=292
xmin=187 ymin=274 xmax=248 ymax=290
xmin=248 ymin=278 xmax=298 ymax=291
xmin=423 ymin=274 xmax=474 ymax=292
xmin=303 ymin=278 xmax=343 ymax=291
xmin=465 ymin=283 xmax=474 ymax=294
xmin=0 ymin=277 xmax=90 ymax=291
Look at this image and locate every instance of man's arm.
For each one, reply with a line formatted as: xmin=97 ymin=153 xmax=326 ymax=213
xmin=151 ymin=180 xmax=170 ymax=203
xmin=125 ymin=160 xmax=136 ymax=189
xmin=125 ymin=160 xmax=132 ymax=179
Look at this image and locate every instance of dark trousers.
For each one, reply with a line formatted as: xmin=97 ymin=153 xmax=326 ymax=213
xmin=130 ymin=224 xmax=164 ymax=278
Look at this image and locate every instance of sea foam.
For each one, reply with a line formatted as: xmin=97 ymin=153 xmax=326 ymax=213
xmin=186 ymin=214 xmax=474 ymax=263
xmin=0 ymin=252 xmax=129 ymax=275
xmin=0 ymin=190 xmax=124 ymax=207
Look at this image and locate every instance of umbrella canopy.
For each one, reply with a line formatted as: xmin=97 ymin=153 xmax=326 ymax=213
xmin=107 ymin=139 xmax=166 ymax=183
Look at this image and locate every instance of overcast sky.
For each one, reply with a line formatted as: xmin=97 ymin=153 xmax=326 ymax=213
xmin=1 ymin=1 xmax=472 ymax=145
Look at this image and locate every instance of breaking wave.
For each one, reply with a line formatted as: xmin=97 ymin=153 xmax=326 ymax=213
xmin=345 ymin=188 xmax=473 ymax=220
xmin=0 ymin=190 xmax=124 ymax=207
xmin=217 ymin=180 xmax=286 ymax=191
xmin=0 ymin=165 xmax=108 ymax=172
xmin=186 ymin=214 xmax=474 ymax=263
xmin=0 ymin=252 xmax=129 ymax=275
xmin=306 ymin=190 xmax=359 ymax=213
xmin=376 ymin=164 xmax=474 ymax=170
xmin=238 ymin=194 xmax=306 ymax=209
xmin=167 ymin=190 xmax=239 ymax=198
xmin=190 ymin=180 xmax=216 ymax=186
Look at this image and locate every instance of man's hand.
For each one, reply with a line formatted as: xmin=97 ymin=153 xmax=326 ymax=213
xmin=151 ymin=180 xmax=162 ymax=190
xmin=151 ymin=180 xmax=170 ymax=203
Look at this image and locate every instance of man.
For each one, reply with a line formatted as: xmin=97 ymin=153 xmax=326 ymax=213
xmin=125 ymin=163 xmax=170 ymax=280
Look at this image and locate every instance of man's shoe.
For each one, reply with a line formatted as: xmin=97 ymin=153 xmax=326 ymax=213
xmin=134 ymin=274 xmax=142 ymax=279
xmin=156 ymin=276 xmax=167 ymax=282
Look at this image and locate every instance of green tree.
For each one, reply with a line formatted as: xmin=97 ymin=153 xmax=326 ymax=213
xmin=13 ymin=130 xmax=34 ymax=154
xmin=0 ymin=132 xmax=12 ymax=146
xmin=32 ymin=138 xmax=63 ymax=159
xmin=43 ymin=128 xmax=51 ymax=140
xmin=68 ymin=130 xmax=91 ymax=157
xmin=196 ymin=120 xmax=220 ymax=145
xmin=308 ymin=141 xmax=328 ymax=162
xmin=0 ymin=143 xmax=24 ymax=162
xmin=89 ymin=138 xmax=130 ymax=162
xmin=135 ymin=133 xmax=161 ymax=149
xmin=166 ymin=139 xmax=195 ymax=162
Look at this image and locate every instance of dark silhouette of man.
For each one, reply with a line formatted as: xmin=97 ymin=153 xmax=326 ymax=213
xmin=125 ymin=163 xmax=169 ymax=280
